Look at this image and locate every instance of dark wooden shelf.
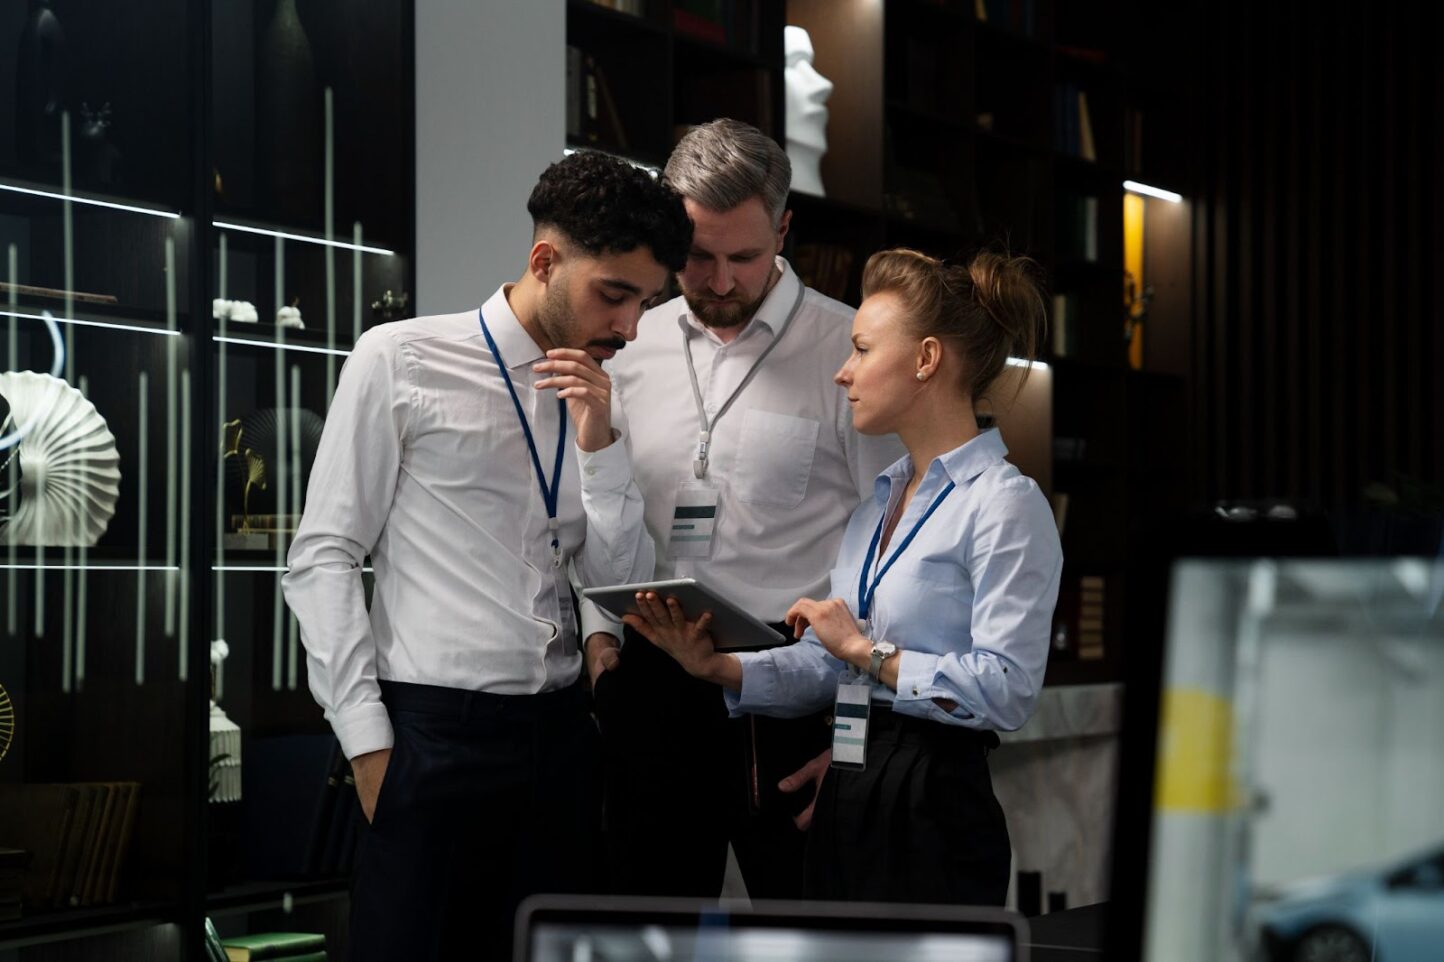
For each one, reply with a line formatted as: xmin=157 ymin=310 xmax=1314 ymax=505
xmin=886 ymin=99 xmax=972 ymax=132
xmin=0 ymin=899 xmax=177 ymax=949
xmin=974 ymin=19 xmax=1050 ymax=55
xmin=673 ymin=31 xmax=776 ymax=71
xmin=206 ymin=877 xmax=349 ymax=916
xmin=566 ymin=0 xmax=667 ymax=36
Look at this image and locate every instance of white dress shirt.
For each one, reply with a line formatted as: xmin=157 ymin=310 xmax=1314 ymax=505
xmin=580 ymin=257 xmax=903 ymax=639
xmin=284 ymin=286 xmax=655 ymax=759
xmin=727 ymin=429 xmax=1064 ymax=731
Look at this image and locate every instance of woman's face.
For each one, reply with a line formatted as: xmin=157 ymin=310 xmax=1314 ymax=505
xmin=834 ymin=290 xmax=927 ymax=436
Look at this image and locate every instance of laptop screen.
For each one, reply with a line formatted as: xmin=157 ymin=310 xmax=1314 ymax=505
xmin=519 ymin=896 xmax=1024 ymax=962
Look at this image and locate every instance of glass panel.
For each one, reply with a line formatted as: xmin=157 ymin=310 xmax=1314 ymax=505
xmin=0 ymin=0 xmax=194 ymax=937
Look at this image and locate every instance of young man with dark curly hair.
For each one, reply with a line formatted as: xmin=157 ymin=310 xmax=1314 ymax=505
xmin=283 ymin=150 xmax=692 ymax=962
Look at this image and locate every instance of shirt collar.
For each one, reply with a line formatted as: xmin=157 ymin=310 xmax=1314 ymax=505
xmin=676 ymin=256 xmax=801 ymax=345
xmin=872 ymin=428 xmax=1010 ymax=503
xmin=481 ymin=285 xmax=547 ymax=372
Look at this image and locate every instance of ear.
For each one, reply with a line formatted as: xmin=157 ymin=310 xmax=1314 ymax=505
xmin=528 ymin=239 xmax=559 ymax=285
xmin=775 ymin=209 xmax=793 ymax=252
xmin=917 ymin=336 xmax=944 ymax=380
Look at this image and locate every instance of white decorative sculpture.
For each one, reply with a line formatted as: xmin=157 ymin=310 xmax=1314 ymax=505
xmin=209 ymin=640 xmax=242 ymax=804
xmin=784 ymin=25 xmax=834 ymax=198
xmin=0 ymin=371 xmax=121 ymax=547
xmin=276 ymin=304 xmax=304 ymax=330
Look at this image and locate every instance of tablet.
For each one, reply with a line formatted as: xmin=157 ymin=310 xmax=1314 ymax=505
xmin=581 ymin=577 xmax=788 ymax=652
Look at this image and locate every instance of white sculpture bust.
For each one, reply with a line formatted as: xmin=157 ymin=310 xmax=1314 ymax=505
xmin=784 ymin=25 xmax=833 ymax=198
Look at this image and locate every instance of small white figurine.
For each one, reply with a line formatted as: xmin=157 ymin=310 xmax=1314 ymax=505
xmin=784 ymin=26 xmax=834 ymax=198
xmin=276 ymin=304 xmax=305 ymax=330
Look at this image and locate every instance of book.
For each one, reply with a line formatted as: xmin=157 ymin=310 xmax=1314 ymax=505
xmin=0 ymin=783 xmax=81 ymax=909
xmin=70 ymin=783 xmax=113 ymax=906
xmin=1077 ymin=90 xmax=1097 ymax=162
xmin=222 ymin=932 xmax=326 ymax=961
xmin=104 ymin=783 xmax=141 ymax=902
xmin=673 ymin=1 xmax=727 ymax=45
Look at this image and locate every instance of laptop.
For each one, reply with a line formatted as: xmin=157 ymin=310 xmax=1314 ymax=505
xmin=517 ymin=895 xmax=1029 ymax=962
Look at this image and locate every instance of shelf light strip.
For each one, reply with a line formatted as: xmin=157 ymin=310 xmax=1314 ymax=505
xmin=0 ymin=180 xmax=181 ymax=218
xmin=1007 ymin=357 xmax=1050 ymax=370
xmin=0 ymin=564 xmax=182 ymax=572
xmin=213 ymin=221 xmax=395 ymax=256
xmin=211 ymin=566 xmax=375 ymax=573
xmin=0 ymin=308 xmax=182 ymax=338
xmin=1123 ymin=180 xmax=1183 ymax=204
xmin=212 ymin=335 xmax=351 ymax=357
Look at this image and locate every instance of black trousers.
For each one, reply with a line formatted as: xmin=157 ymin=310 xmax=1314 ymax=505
xmin=350 ymin=680 xmax=601 ymax=962
xmin=593 ymin=624 xmax=831 ymax=899
xmin=804 ymin=704 xmax=1012 ymax=906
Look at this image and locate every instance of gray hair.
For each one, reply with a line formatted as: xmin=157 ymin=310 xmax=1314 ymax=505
xmin=663 ymin=119 xmax=791 ymax=226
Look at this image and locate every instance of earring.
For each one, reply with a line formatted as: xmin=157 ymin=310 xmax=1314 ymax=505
xmin=916 ymin=372 xmax=927 ymax=381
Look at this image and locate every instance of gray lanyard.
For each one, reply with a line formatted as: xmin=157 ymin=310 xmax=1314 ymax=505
xmin=682 ymin=279 xmax=806 ymax=479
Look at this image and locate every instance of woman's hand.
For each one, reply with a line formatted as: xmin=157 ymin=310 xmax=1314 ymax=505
xmin=622 ymin=592 xmax=741 ymax=689
xmin=784 ymin=597 xmax=870 ymax=669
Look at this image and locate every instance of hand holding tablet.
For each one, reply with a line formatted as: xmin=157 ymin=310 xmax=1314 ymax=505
xmin=581 ymin=578 xmax=786 ymax=652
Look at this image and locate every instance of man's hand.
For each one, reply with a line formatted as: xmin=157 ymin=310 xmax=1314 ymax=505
xmin=585 ymin=632 xmax=621 ymax=687
xmin=779 ymin=748 xmax=831 ymax=831
xmin=534 ymin=349 xmax=615 ymax=452
xmin=351 ymin=747 xmax=392 ymax=824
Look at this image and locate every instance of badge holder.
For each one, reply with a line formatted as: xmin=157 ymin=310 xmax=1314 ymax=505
xmin=830 ymin=672 xmax=872 ymax=771
xmin=666 ymin=480 xmax=721 ymax=561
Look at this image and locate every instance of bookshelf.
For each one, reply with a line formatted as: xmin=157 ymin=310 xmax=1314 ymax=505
xmin=795 ymin=0 xmax=1188 ymax=688
xmin=570 ymin=0 xmax=1190 ymax=686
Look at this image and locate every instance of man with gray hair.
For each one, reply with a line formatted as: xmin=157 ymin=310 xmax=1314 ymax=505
xmin=582 ymin=118 xmax=901 ymax=898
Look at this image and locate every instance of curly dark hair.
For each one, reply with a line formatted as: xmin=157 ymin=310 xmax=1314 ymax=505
xmin=527 ymin=151 xmax=692 ymax=273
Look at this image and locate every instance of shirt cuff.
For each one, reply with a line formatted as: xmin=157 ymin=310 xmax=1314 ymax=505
xmin=725 ymin=651 xmax=778 ymax=718
xmin=891 ymin=649 xmax=970 ymax=723
xmin=579 ymin=600 xmax=624 ymax=644
xmin=332 ymin=701 xmax=395 ymax=760
xmin=576 ymin=431 xmax=632 ymax=491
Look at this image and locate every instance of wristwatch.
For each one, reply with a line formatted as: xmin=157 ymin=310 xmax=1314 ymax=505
xmin=868 ymin=640 xmax=898 ymax=680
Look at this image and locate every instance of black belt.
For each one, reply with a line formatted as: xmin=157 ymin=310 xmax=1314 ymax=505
xmin=379 ymin=679 xmax=588 ymax=722
xmin=863 ymin=704 xmax=1001 ymax=753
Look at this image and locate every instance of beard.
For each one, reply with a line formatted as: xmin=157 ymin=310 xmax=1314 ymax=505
xmin=683 ymin=285 xmax=769 ymax=331
xmin=535 ymin=278 xmax=584 ymax=352
xmin=536 ymin=281 xmax=626 ymax=359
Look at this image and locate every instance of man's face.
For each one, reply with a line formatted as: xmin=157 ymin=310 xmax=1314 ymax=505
xmin=676 ymin=197 xmax=789 ymax=331
xmin=536 ymin=244 xmax=670 ymax=362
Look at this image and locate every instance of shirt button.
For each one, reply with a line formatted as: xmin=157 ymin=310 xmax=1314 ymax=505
xmin=912 ymin=687 xmax=920 ymax=696
xmin=585 ymin=466 xmax=597 ymax=477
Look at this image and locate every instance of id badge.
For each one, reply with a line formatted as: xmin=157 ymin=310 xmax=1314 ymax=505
xmin=666 ymin=480 xmax=720 ymax=561
xmin=831 ymin=675 xmax=872 ymax=771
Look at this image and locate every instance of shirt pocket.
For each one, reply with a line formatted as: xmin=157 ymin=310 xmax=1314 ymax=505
xmin=733 ymin=409 xmax=821 ymax=509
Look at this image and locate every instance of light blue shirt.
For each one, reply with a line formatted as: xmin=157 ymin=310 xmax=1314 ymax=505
xmin=726 ymin=428 xmax=1063 ymax=731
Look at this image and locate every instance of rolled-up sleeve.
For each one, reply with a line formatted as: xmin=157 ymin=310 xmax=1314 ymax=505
xmin=890 ymin=480 xmax=1062 ymax=730
xmin=724 ymin=633 xmax=843 ymax=718
xmin=282 ymin=329 xmax=410 ymax=760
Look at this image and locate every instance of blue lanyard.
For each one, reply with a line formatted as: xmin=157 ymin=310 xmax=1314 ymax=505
xmin=857 ymin=480 xmax=957 ymax=623
xmin=479 ymin=310 xmax=567 ymax=566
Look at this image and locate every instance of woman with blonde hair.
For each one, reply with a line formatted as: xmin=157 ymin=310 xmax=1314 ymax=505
xmin=628 ymin=247 xmax=1063 ymax=905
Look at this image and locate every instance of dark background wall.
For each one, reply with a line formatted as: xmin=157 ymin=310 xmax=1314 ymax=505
xmin=1129 ymin=0 xmax=1443 ymax=553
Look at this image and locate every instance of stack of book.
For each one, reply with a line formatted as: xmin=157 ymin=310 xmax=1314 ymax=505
xmin=0 ymin=782 xmax=141 ymax=911
xmin=1054 ymin=83 xmax=1098 ymax=162
xmin=219 ymin=932 xmax=327 ymax=962
xmin=1077 ymin=575 xmax=1106 ymax=660
xmin=0 ymin=848 xmax=28 ymax=921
